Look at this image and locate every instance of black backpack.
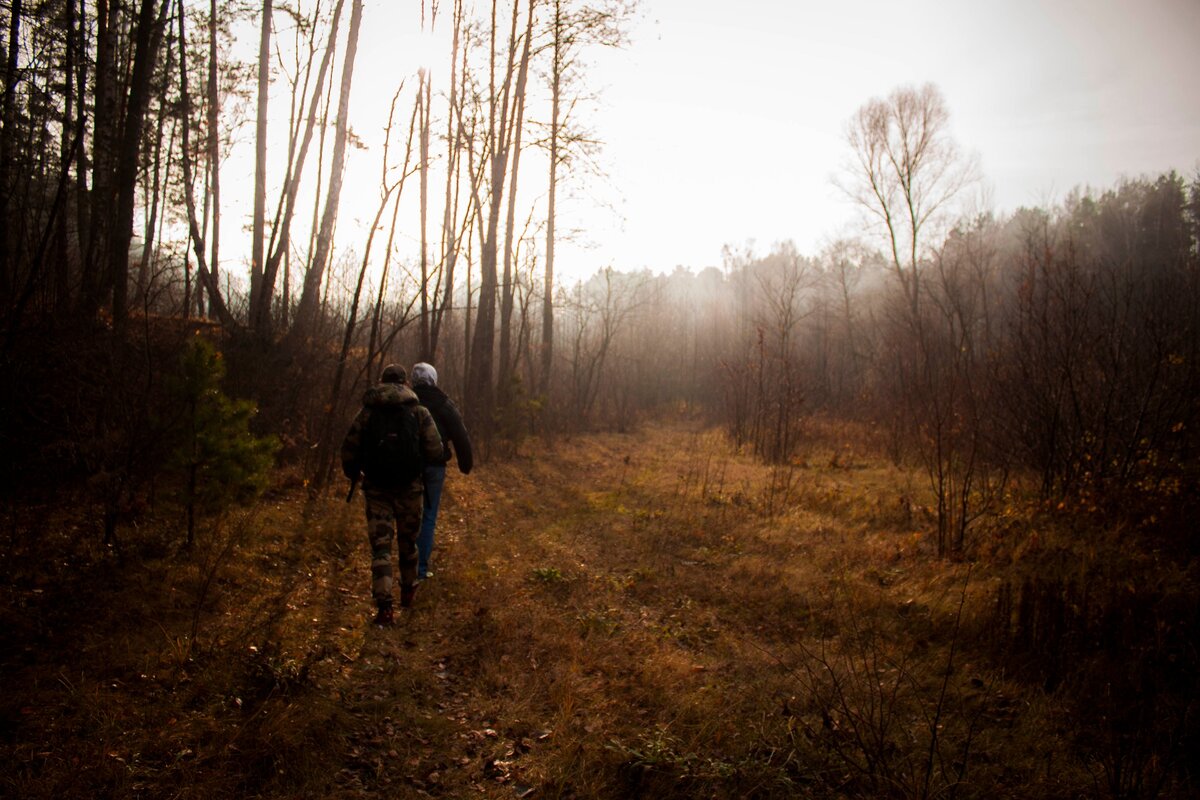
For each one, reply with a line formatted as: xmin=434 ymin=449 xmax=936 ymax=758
xmin=360 ymin=404 xmax=423 ymax=489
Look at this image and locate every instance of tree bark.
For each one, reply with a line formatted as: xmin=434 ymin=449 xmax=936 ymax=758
xmin=418 ymin=69 xmax=430 ymax=358
xmin=205 ymin=0 xmax=221 ymax=292
xmin=0 ymin=0 xmax=23 ymax=303
xmin=499 ymin=0 xmax=534 ymax=391
xmin=135 ymin=75 xmax=168 ymax=303
xmin=290 ymin=0 xmax=364 ymax=340
xmin=431 ymin=13 xmax=468 ymax=359
xmin=81 ymin=0 xmax=118 ymax=312
xmin=466 ymin=0 xmax=523 ymax=434
xmin=540 ymin=0 xmax=562 ymax=399
xmin=254 ymin=0 xmax=346 ymax=336
xmin=53 ymin=0 xmax=79 ymax=309
xmin=107 ymin=0 xmax=169 ymax=327
xmin=249 ymin=0 xmax=272 ymax=324
xmin=72 ymin=0 xmax=90 ymax=295
xmin=175 ymin=0 xmax=234 ymax=326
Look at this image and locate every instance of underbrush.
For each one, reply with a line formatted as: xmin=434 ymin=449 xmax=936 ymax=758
xmin=985 ymin=525 xmax=1200 ymax=799
xmin=507 ymin=420 xmax=1200 ymax=799
xmin=0 ymin=495 xmax=364 ymax=799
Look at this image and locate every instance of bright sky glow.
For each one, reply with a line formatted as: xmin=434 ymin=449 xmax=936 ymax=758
xmin=223 ymin=0 xmax=1200 ymax=286
xmin=572 ymin=0 xmax=1200 ymax=275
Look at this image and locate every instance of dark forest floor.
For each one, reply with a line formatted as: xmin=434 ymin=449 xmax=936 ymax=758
xmin=2 ymin=417 xmax=1194 ymax=798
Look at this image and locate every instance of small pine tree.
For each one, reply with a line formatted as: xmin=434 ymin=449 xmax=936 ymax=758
xmin=169 ymin=338 xmax=278 ymax=546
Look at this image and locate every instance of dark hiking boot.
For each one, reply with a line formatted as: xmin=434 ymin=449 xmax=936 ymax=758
xmin=400 ymin=583 xmax=416 ymax=608
xmin=373 ymin=601 xmax=395 ymax=627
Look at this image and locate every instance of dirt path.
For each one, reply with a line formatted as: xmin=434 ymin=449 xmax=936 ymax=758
xmin=318 ymin=430 xmax=651 ymax=798
xmin=310 ymin=419 xmax=881 ymax=798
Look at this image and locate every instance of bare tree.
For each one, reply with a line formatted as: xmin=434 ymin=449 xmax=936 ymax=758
xmin=751 ymin=243 xmax=815 ymax=462
xmin=837 ymin=83 xmax=977 ymax=317
xmin=539 ymin=0 xmax=633 ymax=401
xmin=253 ymin=0 xmax=346 ymax=336
xmin=249 ymin=0 xmax=272 ymax=329
xmin=428 ymin=0 xmax=468 ymax=361
xmin=204 ymin=0 xmax=221 ymax=301
xmin=498 ymin=0 xmax=535 ymax=397
xmin=134 ymin=32 xmax=176 ymax=305
xmin=565 ymin=266 xmax=650 ymax=425
xmin=464 ymin=0 xmax=534 ymax=436
xmin=106 ymin=0 xmax=171 ymax=327
xmin=290 ymin=0 xmax=364 ymax=340
xmin=838 ymin=83 xmax=987 ymax=556
xmin=175 ymin=0 xmax=234 ymax=326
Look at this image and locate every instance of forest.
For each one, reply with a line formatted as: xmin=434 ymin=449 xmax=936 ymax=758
xmin=1 ymin=1 xmax=1198 ymax=798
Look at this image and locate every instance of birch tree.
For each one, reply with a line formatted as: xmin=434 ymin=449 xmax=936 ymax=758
xmin=539 ymin=0 xmax=632 ymax=401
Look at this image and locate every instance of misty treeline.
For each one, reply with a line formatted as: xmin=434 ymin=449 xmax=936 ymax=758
xmin=700 ymin=167 xmax=1199 ymax=557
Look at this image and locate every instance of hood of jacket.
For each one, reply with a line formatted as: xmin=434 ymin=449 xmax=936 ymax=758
xmin=363 ymin=382 xmax=419 ymax=409
xmin=413 ymin=383 xmax=448 ymax=412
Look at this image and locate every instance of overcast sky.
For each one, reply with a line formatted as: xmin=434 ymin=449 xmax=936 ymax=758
xmin=559 ymin=0 xmax=1200 ymax=276
xmin=228 ymin=1 xmax=1200 ymax=286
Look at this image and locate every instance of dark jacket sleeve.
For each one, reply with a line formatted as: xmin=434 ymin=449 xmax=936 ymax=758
xmin=441 ymin=398 xmax=473 ymax=474
xmin=340 ymin=408 xmax=368 ymax=478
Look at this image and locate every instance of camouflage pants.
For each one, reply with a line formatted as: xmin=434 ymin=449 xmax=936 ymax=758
xmin=362 ymin=483 xmax=423 ymax=603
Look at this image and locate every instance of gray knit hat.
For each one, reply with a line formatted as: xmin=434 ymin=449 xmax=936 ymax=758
xmin=411 ymin=362 xmax=438 ymax=387
xmin=381 ymin=363 xmax=408 ymax=384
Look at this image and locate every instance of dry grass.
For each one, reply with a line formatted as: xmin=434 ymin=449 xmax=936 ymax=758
xmin=2 ymin=416 xmax=1194 ymax=798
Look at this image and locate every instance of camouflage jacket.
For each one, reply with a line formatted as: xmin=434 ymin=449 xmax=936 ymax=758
xmin=340 ymin=383 xmax=444 ymax=489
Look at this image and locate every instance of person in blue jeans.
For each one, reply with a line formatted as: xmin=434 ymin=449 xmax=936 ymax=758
xmin=410 ymin=362 xmax=474 ymax=579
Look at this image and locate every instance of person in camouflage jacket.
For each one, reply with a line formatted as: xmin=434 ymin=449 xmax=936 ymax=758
xmin=341 ymin=363 xmax=443 ymax=625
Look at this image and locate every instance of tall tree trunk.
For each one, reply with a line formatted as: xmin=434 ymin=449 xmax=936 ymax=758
xmin=81 ymin=0 xmax=118 ymax=312
xmin=175 ymin=0 xmax=234 ymax=326
xmin=135 ymin=87 xmax=167 ymax=303
xmin=0 ymin=0 xmax=23 ymax=303
xmin=464 ymin=217 xmax=474 ymax=387
xmin=431 ymin=12 xmax=466 ymax=358
xmin=466 ymin=0 xmax=523 ymax=434
xmin=290 ymin=0 xmax=364 ymax=340
xmin=305 ymin=75 xmax=330 ymax=284
xmin=249 ymin=0 xmax=272 ymax=321
xmin=72 ymin=0 xmax=90 ymax=293
xmin=499 ymin=0 xmax=534 ymax=392
xmin=367 ymin=173 xmax=406 ymax=378
xmin=107 ymin=0 xmax=168 ymax=327
xmin=418 ymin=69 xmax=430 ymax=358
xmin=254 ymin=0 xmax=346 ymax=336
xmin=54 ymin=0 xmax=78 ymax=309
xmin=540 ymin=0 xmax=562 ymax=398
xmin=205 ymin=0 xmax=221 ymax=291
xmin=134 ymin=27 xmax=173 ymax=306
